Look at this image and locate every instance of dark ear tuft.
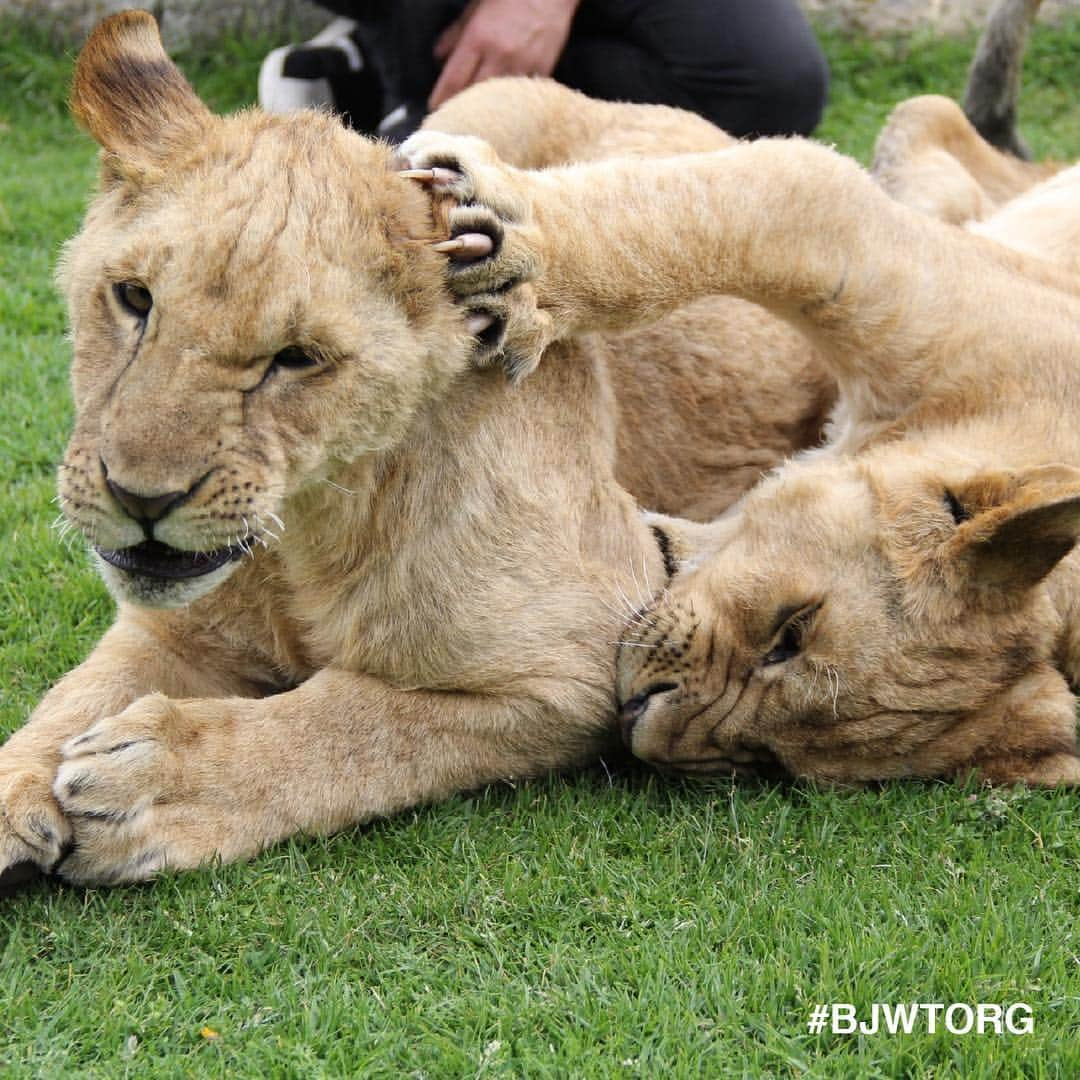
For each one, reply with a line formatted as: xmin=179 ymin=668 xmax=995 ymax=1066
xmin=71 ymin=11 xmax=211 ymax=182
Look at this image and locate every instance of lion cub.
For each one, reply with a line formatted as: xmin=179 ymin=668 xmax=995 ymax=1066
xmin=608 ymin=43 xmax=1080 ymax=786
xmin=402 ymin=108 xmax=1080 ymax=787
xmin=0 ymin=15 xmax=835 ymax=887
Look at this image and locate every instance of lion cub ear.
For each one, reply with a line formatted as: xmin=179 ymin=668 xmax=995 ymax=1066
xmin=946 ymin=464 xmax=1080 ymax=591
xmin=71 ymin=11 xmax=212 ymax=184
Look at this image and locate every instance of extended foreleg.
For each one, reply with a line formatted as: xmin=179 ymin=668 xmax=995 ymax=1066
xmin=52 ymin=668 xmax=605 ymax=884
xmin=404 ymin=133 xmax=1080 ymax=420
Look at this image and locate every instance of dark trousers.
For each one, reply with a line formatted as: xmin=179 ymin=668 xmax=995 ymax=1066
xmin=318 ymin=0 xmax=828 ymax=138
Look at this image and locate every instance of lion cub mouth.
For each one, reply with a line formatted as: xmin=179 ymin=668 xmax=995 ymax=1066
xmin=94 ymin=539 xmax=246 ymax=581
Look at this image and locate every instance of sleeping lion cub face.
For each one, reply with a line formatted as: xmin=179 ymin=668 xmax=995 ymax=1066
xmin=56 ymin=13 xmax=463 ymax=607
xmin=616 ymin=450 xmax=1080 ymax=785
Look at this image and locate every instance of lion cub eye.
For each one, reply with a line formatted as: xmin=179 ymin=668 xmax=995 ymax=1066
xmin=114 ymin=282 xmax=153 ymax=318
xmin=762 ymin=601 xmax=822 ymax=666
xmin=271 ymin=346 xmax=320 ymax=371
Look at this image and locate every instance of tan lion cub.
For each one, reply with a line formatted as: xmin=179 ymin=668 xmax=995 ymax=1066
xmin=400 ymin=121 xmax=1080 ymax=787
xmin=0 ymin=15 xmax=835 ymax=886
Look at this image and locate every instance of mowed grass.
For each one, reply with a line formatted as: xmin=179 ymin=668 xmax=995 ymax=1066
xmin=1 ymin=15 xmax=1079 ymax=1077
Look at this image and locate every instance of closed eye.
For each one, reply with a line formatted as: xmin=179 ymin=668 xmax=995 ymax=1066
xmin=762 ymin=600 xmax=822 ymax=665
xmin=272 ymin=345 xmax=319 ymax=371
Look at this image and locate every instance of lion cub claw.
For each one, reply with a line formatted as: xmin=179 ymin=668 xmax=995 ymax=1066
xmin=399 ymin=131 xmax=553 ymax=381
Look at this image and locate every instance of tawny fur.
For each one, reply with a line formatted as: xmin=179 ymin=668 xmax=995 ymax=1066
xmin=409 ymin=102 xmax=1080 ymax=787
xmin=0 ymin=16 xmax=832 ymax=884
xmin=869 ymin=86 xmax=1080 ymax=274
xmin=870 ymin=93 xmax=1061 ymax=225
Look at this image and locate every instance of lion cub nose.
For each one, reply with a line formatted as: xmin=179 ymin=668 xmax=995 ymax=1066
xmin=105 ymin=473 xmax=188 ymax=527
xmin=617 ymin=681 xmax=679 ymax=747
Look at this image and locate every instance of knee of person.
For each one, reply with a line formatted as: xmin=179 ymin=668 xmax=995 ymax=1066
xmin=750 ymin=41 xmax=830 ymax=137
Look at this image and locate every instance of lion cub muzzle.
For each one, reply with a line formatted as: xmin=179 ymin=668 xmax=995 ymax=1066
xmin=76 ymin=457 xmax=253 ymax=605
xmin=95 ymin=460 xmax=239 ymax=576
xmin=614 ymin=596 xmax=737 ymax=768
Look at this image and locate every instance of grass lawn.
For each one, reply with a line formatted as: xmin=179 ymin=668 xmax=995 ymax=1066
xmin=1 ymin=15 xmax=1079 ymax=1077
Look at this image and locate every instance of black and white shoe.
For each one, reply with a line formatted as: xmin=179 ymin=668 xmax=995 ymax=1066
xmin=376 ymin=101 xmax=428 ymax=144
xmin=258 ymin=18 xmax=382 ymax=130
xmin=258 ymin=17 xmax=428 ymax=141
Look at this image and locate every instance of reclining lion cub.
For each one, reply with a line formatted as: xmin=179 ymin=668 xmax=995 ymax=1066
xmin=0 ymin=14 xmax=834 ymax=885
xmin=398 ymin=117 xmax=1080 ymax=788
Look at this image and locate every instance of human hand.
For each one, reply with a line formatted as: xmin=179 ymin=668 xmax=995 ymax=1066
xmin=429 ymin=0 xmax=580 ymax=109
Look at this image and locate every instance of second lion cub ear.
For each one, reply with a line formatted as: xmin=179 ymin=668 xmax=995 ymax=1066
xmin=71 ymin=11 xmax=212 ymax=184
xmin=946 ymin=464 xmax=1080 ymax=592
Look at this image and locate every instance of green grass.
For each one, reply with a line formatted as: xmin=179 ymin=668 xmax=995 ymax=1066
xmin=1 ymin=16 xmax=1079 ymax=1077
xmin=815 ymin=22 xmax=1080 ymax=162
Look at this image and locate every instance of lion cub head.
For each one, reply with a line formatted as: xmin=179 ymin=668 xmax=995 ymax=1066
xmin=57 ymin=12 xmax=465 ymax=607
xmin=617 ymin=447 xmax=1080 ymax=787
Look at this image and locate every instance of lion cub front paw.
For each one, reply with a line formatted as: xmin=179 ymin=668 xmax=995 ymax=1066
xmin=398 ymin=131 xmax=553 ymax=381
xmin=0 ymin=767 xmax=71 ymax=887
xmin=53 ymin=694 xmax=229 ymax=885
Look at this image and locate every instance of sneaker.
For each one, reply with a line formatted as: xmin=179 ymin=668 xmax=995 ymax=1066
xmin=375 ymin=101 xmax=428 ymax=144
xmin=258 ymin=17 xmax=376 ymax=125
